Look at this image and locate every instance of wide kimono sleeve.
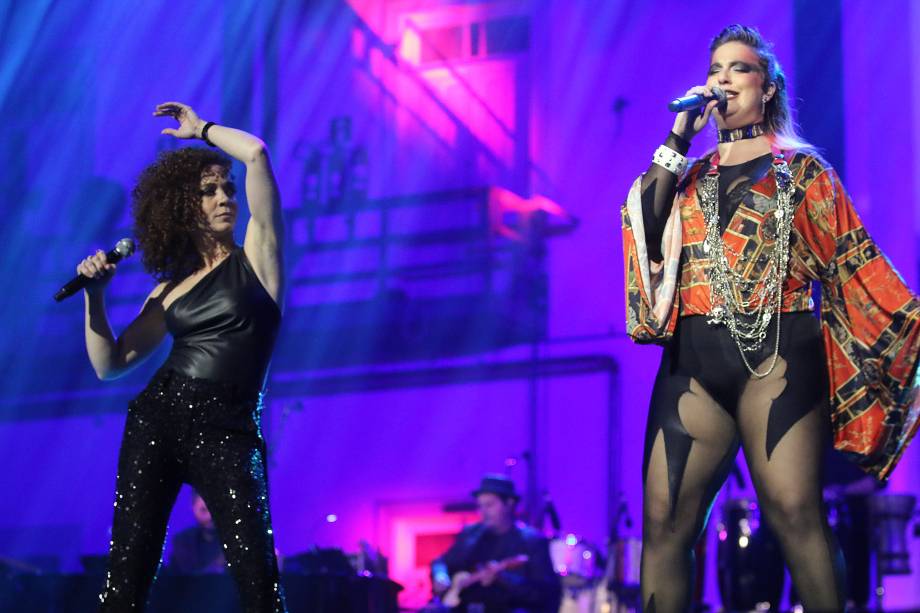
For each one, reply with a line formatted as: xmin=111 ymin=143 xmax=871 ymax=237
xmin=797 ymin=165 xmax=920 ymax=480
xmin=622 ymin=175 xmax=684 ymax=344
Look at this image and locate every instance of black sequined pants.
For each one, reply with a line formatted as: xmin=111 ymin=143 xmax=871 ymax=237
xmin=98 ymin=369 xmax=287 ymax=612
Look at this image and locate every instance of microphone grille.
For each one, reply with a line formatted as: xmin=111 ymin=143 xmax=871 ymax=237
xmin=115 ymin=238 xmax=136 ymax=258
xmin=711 ymin=86 xmax=726 ymax=102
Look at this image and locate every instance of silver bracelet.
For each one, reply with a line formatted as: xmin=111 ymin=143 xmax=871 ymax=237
xmin=653 ymin=145 xmax=688 ymax=176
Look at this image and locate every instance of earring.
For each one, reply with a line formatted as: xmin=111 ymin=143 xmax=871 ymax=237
xmin=762 ymin=95 xmax=769 ymax=103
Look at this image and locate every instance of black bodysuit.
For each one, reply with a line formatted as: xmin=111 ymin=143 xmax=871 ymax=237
xmin=164 ymin=248 xmax=280 ymax=394
xmin=98 ymin=247 xmax=287 ymax=612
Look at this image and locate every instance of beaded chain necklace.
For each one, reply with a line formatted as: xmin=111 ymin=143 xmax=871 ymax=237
xmin=698 ymin=145 xmax=795 ymax=378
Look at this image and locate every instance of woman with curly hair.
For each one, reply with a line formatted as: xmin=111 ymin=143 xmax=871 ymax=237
xmin=77 ymin=101 xmax=287 ymax=612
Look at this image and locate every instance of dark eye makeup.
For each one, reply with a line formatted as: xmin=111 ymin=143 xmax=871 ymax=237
xmin=200 ymin=181 xmax=237 ymax=197
xmin=708 ymin=61 xmax=758 ymax=75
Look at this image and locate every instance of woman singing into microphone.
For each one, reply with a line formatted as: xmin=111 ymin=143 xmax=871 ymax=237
xmin=622 ymin=25 xmax=920 ymax=611
xmin=77 ymin=102 xmax=287 ymax=612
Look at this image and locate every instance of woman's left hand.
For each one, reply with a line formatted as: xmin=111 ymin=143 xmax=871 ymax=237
xmin=154 ymin=101 xmax=204 ymax=139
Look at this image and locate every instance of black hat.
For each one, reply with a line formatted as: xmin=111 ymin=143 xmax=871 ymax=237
xmin=472 ymin=474 xmax=520 ymax=501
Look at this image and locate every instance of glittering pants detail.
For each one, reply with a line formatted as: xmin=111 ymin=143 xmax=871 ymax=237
xmin=98 ymin=370 xmax=287 ymax=612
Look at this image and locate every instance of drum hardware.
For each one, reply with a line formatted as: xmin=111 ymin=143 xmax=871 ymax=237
xmin=867 ymin=493 xmax=917 ymax=610
xmin=824 ymin=490 xmax=871 ymax=610
xmin=551 ymin=533 xmax=603 ymax=590
xmin=597 ymin=536 xmax=641 ymax=613
xmin=553 ymin=533 xmax=605 ymax=613
xmin=716 ymin=498 xmax=785 ymax=612
xmin=593 ymin=497 xmax=641 ymax=613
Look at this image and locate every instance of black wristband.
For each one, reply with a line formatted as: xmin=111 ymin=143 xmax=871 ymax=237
xmin=201 ymin=121 xmax=216 ymax=147
xmin=666 ymin=131 xmax=691 ymax=156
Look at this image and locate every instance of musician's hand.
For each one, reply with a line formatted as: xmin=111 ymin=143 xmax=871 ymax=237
xmin=479 ymin=561 xmax=501 ymax=587
xmin=432 ymin=573 xmax=451 ymax=594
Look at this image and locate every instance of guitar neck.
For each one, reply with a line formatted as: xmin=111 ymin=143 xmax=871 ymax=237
xmin=442 ymin=554 xmax=529 ymax=607
xmin=459 ymin=554 xmax=528 ymax=587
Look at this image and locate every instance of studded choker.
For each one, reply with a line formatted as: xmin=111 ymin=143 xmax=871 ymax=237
xmin=718 ymin=122 xmax=765 ymax=143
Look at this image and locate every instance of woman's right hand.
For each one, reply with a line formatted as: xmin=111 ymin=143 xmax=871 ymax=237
xmin=77 ymin=250 xmax=116 ymax=294
xmin=671 ymin=85 xmax=720 ymax=142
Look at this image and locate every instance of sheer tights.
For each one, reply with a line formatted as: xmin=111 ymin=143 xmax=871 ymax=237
xmin=641 ymin=315 xmax=846 ymax=613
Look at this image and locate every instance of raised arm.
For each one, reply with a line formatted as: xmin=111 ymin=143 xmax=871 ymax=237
xmin=154 ymin=102 xmax=285 ymax=309
xmin=640 ymin=86 xmax=719 ymax=261
xmin=78 ymin=250 xmax=169 ymax=380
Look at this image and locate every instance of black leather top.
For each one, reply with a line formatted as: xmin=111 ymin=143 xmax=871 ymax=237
xmin=162 ymin=247 xmax=281 ymax=395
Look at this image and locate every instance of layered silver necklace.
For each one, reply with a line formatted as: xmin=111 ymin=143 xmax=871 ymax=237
xmin=697 ymin=146 xmax=795 ymax=378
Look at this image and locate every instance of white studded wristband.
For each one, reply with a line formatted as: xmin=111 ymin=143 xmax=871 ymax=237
xmin=652 ymin=145 xmax=688 ymax=176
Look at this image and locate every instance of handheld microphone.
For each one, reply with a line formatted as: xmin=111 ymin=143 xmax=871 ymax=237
xmin=54 ymin=238 xmax=135 ymax=302
xmin=668 ymin=86 xmax=726 ymax=112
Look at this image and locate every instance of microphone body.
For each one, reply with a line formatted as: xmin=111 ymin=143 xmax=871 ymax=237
xmin=54 ymin=238 xmax=136 ymax=302
xmin=668 ymin=87 xmax=725 ymax=112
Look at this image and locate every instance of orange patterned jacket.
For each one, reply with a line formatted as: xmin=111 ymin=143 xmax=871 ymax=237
xmin=622 ymin=151 xmax=920 ymax=479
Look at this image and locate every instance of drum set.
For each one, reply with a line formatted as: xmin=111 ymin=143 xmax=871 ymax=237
xmin=543 ymin=496 xmax=644 ymax=613
xmin=548 ymin=531 xmax=642 ymax=613
xmin=715 ymin=498 xmax=784 ymax=611
xmin=549 ymin=490 xmax=918 ymax=613
xmin=547 ymin=495 xmax=792 ymax=613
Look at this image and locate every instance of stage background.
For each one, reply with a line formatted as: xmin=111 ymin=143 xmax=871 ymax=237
xmin=1 ymin=0 xmax=918 ymax=608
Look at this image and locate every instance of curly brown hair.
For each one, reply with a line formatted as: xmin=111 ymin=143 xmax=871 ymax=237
xmin=132 ymin=147 xmax=232 ymax=282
